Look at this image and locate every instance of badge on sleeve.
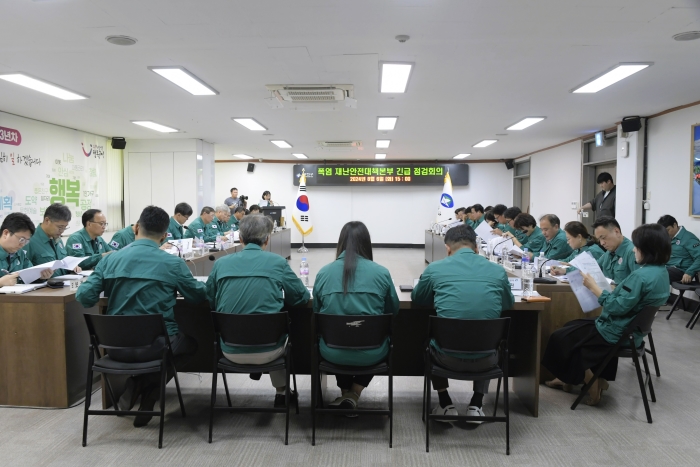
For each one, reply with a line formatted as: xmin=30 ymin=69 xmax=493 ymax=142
xmin=677 ymin=240 xmax=681 ymax=245
xmin=72 ymin=243 xmax=83 ymax=250
xmin=212 ymin=225 xmax=218 ymax=229
xmin=693 ymin=242 xmax=699 ymax=248
xmin=618 ymin=257 xmax=623 ymax=265
xmin=167 ymin=233 xmax=172 ymax=238
xmin=197 ymin=228 xmax=203 ymax=233
xmin=110 ymin=241 xmax=120 ymax=248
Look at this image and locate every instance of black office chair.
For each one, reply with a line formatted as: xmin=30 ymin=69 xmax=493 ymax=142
xmin=571 ymin=306 xmax=659 ymax=423
xmin=82 ymin=314 xmax=186 ymax=449
xmin=423 ymin=316 xmax=511 ymax=455
xmin=686 ymin=289 xmax=700 ymax=330
xmin=665 ymin=273 xmax=700 ymax=320
xmin=311 ymin=313 xmax=393 ymax=447
xmin=208 ymin=311 xmax=298 ymax=445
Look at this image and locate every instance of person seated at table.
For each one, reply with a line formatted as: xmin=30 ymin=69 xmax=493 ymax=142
xmin=539 ymin=214 xmax=573 ymax=260
xmin=206 ymin=215 xmax=309 ymax=407
xmin=484 ymin=211 xmax=498 ymax=229
xmin=551 ymin=221 xmax=605 ymax=275
xmin=504 ymin=213 xmax=546 ymax=257
xmin=65 ymin=209 xmax=113 ymax=270
xmin=313 ymin=221 xmax=400 ymax=414
xmin=491 ymin=204 xmax=509 ymax=231
xmin=593 ymin=216 xmax=638 ymax=284
xmin=542 ymin=224 xmax=670 ymax=405
xmin=412 ymin=224 xmax=514 ymax=423
xmin=492 ymin=207 xmax=528 ymax=245
xmin=454 ymin=207 xmax=466 ymax=222
xmin=184 ymin=206 xmax=217 ymax=242
xmin=167 ymin=202 xmax=192 ymax=240
xmin=229 ymin=206 xmax=246 ymax=232
xmin=23 ymin=203 xmax=82 ymax=277
xmin=484 ymin=205 xmax=494 ymax=213
xmin=657 ymin=214 xmax=700 ymax=284
xmin=464 ymin=206 xmax=473 ymax=227
xmin=76 ymin=206 xmax=208 ymax=427
xmin=248 ymin=205 xmax=261 ymax=214
xmin=0 ymin=213 xmax=53 ymax=286
xmin=212 ymin=205 xmax=232 ymax=241
xmin=469 ymin=204 xmax=485 ymax=229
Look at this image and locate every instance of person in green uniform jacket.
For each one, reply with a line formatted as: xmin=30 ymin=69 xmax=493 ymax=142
xmin=166 ymin=202 xmax=192 ymax=241
xmin=543 ymin=224 xmax=670 ymax=406
xmin=184 ymin=206 xmax=217 ymax=242
xmin=23 ymin=203 xmax=82 ymax=277
xmin=0 ymin=213 xmax=53 ymax=286
xmin=76 ymin=206 xmax=208 ymax=427
xmin=464 ymin=205 xmax=474 ymax=227
xmin=491 ymin=204 xmax=509 ymax=232
xmin=212 ymin=205 xmax=232 ymax=241
xmin=593 ymin=216 xmax=638 ymax=284
xmin=454 ymin=207 xmax=467 ymax=223
xmin=658 ymin=215 xmax=700 ymax=284
xmin=550 ymin=221 xmax=605 ymax=275
xmin=539 ymin=214 xmax=574 ymax=260
xmin=484 ymin=211 xmax=498 ymax=229
xmin=206 ymin=214 xmax=309 ymax=407
xmin=229 ymin=206 xmax=245 ymax=232
xmin=313 ymin=221 xmax=400 ymax=413
xmin=507 ymin=213 xmax=546 ymax=258
xmin=109 ymin=224 xmax=136 ymax=250
xmin=413 ymin=223 xmax=514 ymax=422
xmin=65 ymin=209 xmax=113 ymax=270
xmin=469 ymin=204 xmax=485 ymax=229
xmin=492 ymin=206 xmax=528 ymax=245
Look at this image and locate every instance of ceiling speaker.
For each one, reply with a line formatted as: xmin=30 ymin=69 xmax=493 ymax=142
xmin=504 ymin=160 xmax=514 ymax=170
xmin=247 ymin=163 xmax=255 ymax=173
xmin=620 ymin=116 xmax=642 ymax=133
xmin=111 ymin=137 xmax=126 ymax=150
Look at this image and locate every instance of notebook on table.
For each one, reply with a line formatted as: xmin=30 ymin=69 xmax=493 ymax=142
xmin=0 ymin=283 xmax=48 ymax=294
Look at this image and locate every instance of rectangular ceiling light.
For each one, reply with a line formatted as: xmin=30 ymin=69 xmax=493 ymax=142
xmin=473 ymin=139 xmax=497 ymax=148
xmin=572 ymin=63 xmax=652 ymax=93
xmin=377 ymin=117 xmax=398 ymax=130
xmin=271 ymin=140 xmax=292 ymax=148
xmin=375 ymin=153 xmax=387 ymax=159
xmin=132 ymin=121 xmax=179 ymax=133
xmin=376 ymin=139 xmax=391 ymax=148
xmin=380 ymin=62 xmax=413 ymax=93
xmin=148 ymin=66 xmax=218 ymax=95
xmin=233 ymin=154 xmax=253 ymax=159
xmin=0 ymin=73 xmax=88 ymax=100
xmin=292 ymin=153 xmax=308 ymax=159
xmin=453 ymin=154 xmax=470 ymax=159
xmin=232 ymin=118 xmax=267 ymax=131
xmin=507 ymin=117 xmax=546 ymax=131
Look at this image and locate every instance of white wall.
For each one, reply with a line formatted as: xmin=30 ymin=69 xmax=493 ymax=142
xmin=528 ymin=140 xmax=582 ymax=224
xmin=214 ymin=160 xmax=513 ymax=244
xmin=615 ymin=123 xmax=645 ymax=235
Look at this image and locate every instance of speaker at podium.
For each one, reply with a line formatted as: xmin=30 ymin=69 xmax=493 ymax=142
xmin=261 ymin=206 xmax=285 ymax=226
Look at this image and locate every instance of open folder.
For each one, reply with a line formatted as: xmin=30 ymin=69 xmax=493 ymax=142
xmin=17 ymin=257 xmax=88 ymax=284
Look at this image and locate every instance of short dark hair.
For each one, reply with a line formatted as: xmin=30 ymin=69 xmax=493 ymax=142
xmin=137 ymin=206 xmax=169 ymax=237
xmin=596 ymin=172 xmax=613 ymax=184
xmin=444 ymin=224 xmax=476 ymax=249
xmin=230 ymin=187 xmax=238 ymax=193
xmin=174 ymin=202 xmax=193 ymax=217
xmin=1 ymin=212 xmax=36 ymax=236
xmin=484 ymin=211 xmax=497 ymax=224
xmin=484 ymin=206 xmax=493 ymax=212
xmin=492 ymin=204 xmax=508 ymax=216
xmin=249 ymin=204 xmax=261 ymax=213
xmin=455 ymin=207 xmax=466 ymax=215
xmin=632 ymin=224 xmax=671 ymax=265
xmin=657 ymin=215 xmax=677 ymax=228
xmin=262 ymin=190 xmax=271 ymax=198
xmin=513 ymin=213 xmax=537 ymax=229
xmin=234 ymin=206 xmax=246 ymax=214
xmin=539 ymin=214 xmax=561 ymax=227
xmin=564 ymin=221 xmax=592 ymax=240
xmin=44 ymin=203 xmax=71 ymax=223
xmin=592 ymin=216 xmax=621 ymax=232
xmin=336 ymin=221 xmax=374 ymax=294
xmin=200 ymin=206 xmax=214 ymax=215
xmin=81 ymin=209 xmax=102 ymax=227
xmin=471 ymin=204 xmax=484 ymax=214
xmin=503 ymin=207 xmax=522 ymax=221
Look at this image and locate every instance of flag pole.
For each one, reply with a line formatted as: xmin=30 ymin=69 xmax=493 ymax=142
xmin=297 ymin=233 xmax=308 ymax=253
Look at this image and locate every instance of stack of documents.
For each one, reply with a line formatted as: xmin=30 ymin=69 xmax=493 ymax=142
xmin=16 ymin=257 xmax=87 ymax=284
xmin=0 ymin=283 xmax=47 ymax=294
xmin=567 ymin=252 xmax=612 ymax=312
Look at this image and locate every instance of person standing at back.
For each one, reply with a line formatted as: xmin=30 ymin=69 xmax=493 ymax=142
xmin=24 ymin=203 xmax=82 ymax=277
xmin=66 ymin=209 xmax=113 ymax=270
xmin=224 ymin=187 xmax=242 ymax=213
xmin=313 ymin=221 xmax=400 ymax=414
xmin=412 ymin=224 xmax=514 ymax=423
xmin=578 ymin=172 xmax=616 ymax=220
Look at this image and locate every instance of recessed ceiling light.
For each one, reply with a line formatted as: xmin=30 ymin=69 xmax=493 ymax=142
xmin=571 ymin=63 xmax=652 ymax=93
xmin=453 ymin=154 xmax=470 ymax=159
xmin=506 ymin=117 xmax=546 ymax=131
xmin=132 ymin=121 xmax=179 ymax=133
xmin=292 ymin=153 xmax=308 ymax=159
xmin=105 ymin=35 xmax=138 ymax=46
xmin=375 ymin=154 xmax=387 ymax=159
xmin=377 ymin=117 xmax=398 ymax=130
xmin=271 ymin=140 xmax=292 ymax=148
xmin=148 ymin=66 xmax=218 ymax=96
xmin=0 ymin=73 xmax=88 ymax=100
xmin=380 ymin=62 xmax=413 ymax=93
xmin=376 ymin=140 xmax=391 ymax=148
xmin=473 ymin=140 xmax=497 ymax=148
xmin=233 ymin=154 xmax=253 ymax=159
xmin=232 ymin=118 xmax=267 ymax=131
xmin=673 ymin=31 xmax=700 ymax=41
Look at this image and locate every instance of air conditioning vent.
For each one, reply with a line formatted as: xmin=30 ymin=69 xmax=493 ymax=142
xmin=266 ymin=84 xmax=354 ymax=104
xmin=318 ymin=141 xmax=363 ymax=151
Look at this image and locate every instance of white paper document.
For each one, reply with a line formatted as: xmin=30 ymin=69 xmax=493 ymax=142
xmin=488 ymin=237 xmax=513 ymax=256
xmin=512 ymin=290 xmax=541 ymax=297
xmin=569 ymin=252 xmax=612 ymax=293
xmin=17 ymin=257 xmax=88 ymax=284
xmin=475 ymin=221 xmax=499 ymax=243
xmin=567 ymin=270 xmax=602 ymax=313
xmin=0 ymin=283 xmax=47 ymax=294
xmin=509 ymin=244 xmax=524 ymax=256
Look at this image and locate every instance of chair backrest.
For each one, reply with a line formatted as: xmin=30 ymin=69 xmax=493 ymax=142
xmin=211 ymin=311 xmax=289 ymax=348
xmin=429 ymin=316 xmax=511 ymax=355
xmin=83 ymin=313 xmax=168 ymax=350
xmin=315 ymin=313 xmax=392 ymax=350
xmin=621 ymin=305 xmax=659 ymax=338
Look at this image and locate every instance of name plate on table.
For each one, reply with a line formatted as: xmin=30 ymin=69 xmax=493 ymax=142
xmin=508 ymin=278 xmax=522 ymax=290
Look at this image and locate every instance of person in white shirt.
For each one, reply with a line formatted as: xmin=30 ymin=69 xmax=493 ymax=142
xmin=258 ymin=191 xmax=274 ymax=207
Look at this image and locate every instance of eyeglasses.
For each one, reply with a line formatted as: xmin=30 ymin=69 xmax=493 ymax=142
xmin=89 ymin=221 xmax=109 ymax=228
xmin=51 ymin=221 xmax=70 ymax=231
xmin=13 ymin=233 xmax=31 ymax=245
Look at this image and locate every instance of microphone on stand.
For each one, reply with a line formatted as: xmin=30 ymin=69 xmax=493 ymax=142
xmin=538 ymin=258 xmax=555 ymax=278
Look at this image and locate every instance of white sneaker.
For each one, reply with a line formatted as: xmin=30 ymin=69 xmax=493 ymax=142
xmin=432 ymin=404 xmax=458 ymax=422
xmin=466 ymin=405 xmax=485 ymax=424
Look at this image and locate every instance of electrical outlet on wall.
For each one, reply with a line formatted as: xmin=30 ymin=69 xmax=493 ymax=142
xmin=571 ymin=201 xmax=578 ymax=210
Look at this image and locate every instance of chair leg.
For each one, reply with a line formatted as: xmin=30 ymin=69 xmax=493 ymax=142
xmin=284 ymin=364 xmax=290 ymax=446
xmin=504 ymin=373 xmax=510 ymax=455
xmin=642 ymin=354 xmax=656 ymax=403
xmin=493 ymin=377 xmax=502 ymax=417
xmin=208 ymin=366 xmax=218 ymax=443
xmin=572 ymin=366 xmax=605 ymax=411
xmin=632 ymin=350 xmax=653 ymax=424
xmin=82 ymin=362 xmax=94 ymax=447
xmin=290 ymin=356 xmax=299 ymax=415
xmin=691 ymin=308 xmax=700 ymax=330
xmin=666 ymin=290 xmax=685 ymax=319
xmin=422 ymin=372 xmax=427 ymax=423
xmin=389 ymin=373 xmax=393 ymax=449
xmin=646 ymin=333 xmax=660 ymax=377
xmin=311 ymin=369 xmax=317 ymax=446
xmin=171 ymin=361 xmax=186 ymax=418
xmin=221 ymin=371 xmax=232 ymax=408
xmin=157 ymin=367 xmax=167 ymax=448
xmin=425 ymin=372 xmax=431 ymax=453
xmin=687 ymin=304 xmax=700 ymax=329
xmin=104 ymin=375 xmax=119 ymax=411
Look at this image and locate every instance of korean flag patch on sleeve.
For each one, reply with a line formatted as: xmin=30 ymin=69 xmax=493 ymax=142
xmin=167 ymin=233 xmax=172 ymax=238
xmin=197 ymin=228 xmax=203 ymax=233
xmin=110 ymin=241 xmax=120 ymax=248
xmin=72 ymin=243 xmax=83 ymax=250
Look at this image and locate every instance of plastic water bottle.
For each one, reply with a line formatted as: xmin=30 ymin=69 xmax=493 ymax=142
xmin=215 ymin=233 xmax=222 ymax=250
xmin=522 ymin=264 xmax=534 ymax=297
xmin=521 ymin=248 xmax=530 ymax=269
xmin=300 ymin=257 xmax=310 ymax=286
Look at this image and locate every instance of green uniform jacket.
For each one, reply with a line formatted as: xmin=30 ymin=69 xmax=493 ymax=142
xmin=465 ymin=219 xmax=474 ymax=228
xmin=213 ymin=217 xmax=230 ymax=234
xmin=167 ymin=217 xmax=185 ymax=241
xmin=597 ymin=237 xmax=638 ymax=284
xmin=75 ymin=239 xmax=207 ymax=336
xmin=668 ymin=226 xmax=700 ymax=278
xmin=562 ymin=241 xmax=606 ymax=273
xmin=206 ymin=243 xmax=309 ymax=354
xmin=471 ymin=214 xmax=485 ymax=229
xmin=23 ymin=224 xmax=71 ymax=277
xmin=596 ymin=264 xmax=669 ymax=347
xmin=66 ymin=228 xmax=112 ymax=270
xmin=0 ymin=245 xmax=34 ymax=283
xmin=229 ymin=217 xmax=240 ymax=232
xmin=542 ymin=228 xmax=573 ymax=260
xmin=523 ymin=226 xmax=546 ymax=256
xmin=313 ymin=252 xmax=400 ymax=366
xmin=109 ymin=225 xmax=135 ymax=250
xmin=503 ymin=223 xmax=528 ymax=244
xmin=184 ymin=216 xmax=217 ymax=242
xmin=412 ymin=248 xmax=514 ymax=359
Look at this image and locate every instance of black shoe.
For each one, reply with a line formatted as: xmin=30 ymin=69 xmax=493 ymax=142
xmin=249 ymin=372 xmax=262 ymax=381
xmin=133 ymin=386 xmax=159 ymax=428
xmin=274 ymin=391 xmax=298 ymax=408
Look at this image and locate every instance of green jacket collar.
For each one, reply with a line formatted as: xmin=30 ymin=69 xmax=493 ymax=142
xmin=528 ymin=226 xmax=542 ymax=238
xmin=612 ymin=236 xmax=632 ymax=257
xmin=0 ymin=244 xmax=9 ymax=263
xmin=243 ymin=243 xmax=263 ymax=252
xmin=76 ymin=227 xmax=97 ymax=243
xmin=452 ymin=247 xmax=476 ymax=257
xmin=131 ymin=239 xmax=159 ymax=248
xmin=33 ymin=224 xmax=54 ymax=246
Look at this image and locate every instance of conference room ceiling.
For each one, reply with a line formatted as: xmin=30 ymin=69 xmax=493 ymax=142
xmin=0 ymin=0 xmax=699 ymax=161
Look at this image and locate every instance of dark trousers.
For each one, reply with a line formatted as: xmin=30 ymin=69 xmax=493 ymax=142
xmin=335 ymin=374 xmax=374 ymax=391
xmin=429 ymin=348 xmax=498 ymax=394
xmin=667 ymin=266 xmax=687 ymax=283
